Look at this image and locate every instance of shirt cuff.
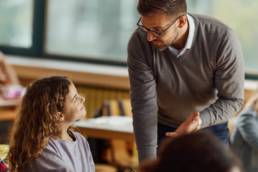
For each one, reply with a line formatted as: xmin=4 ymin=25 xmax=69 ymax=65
xmin=138 ymin=146 xmax=157 ymax=162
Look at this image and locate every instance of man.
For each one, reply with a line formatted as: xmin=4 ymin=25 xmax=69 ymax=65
xmin=127 ymin=0 xmax=244 ymax=162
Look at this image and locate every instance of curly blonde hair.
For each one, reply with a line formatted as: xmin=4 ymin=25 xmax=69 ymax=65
xmin=8 ymin=76 xmax=71 ymax=171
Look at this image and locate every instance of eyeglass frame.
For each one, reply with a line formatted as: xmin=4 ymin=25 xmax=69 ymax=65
xmin=137 ymin=15 xmax=183 ymax=38
xmin=72 ymin=94 xmax=85 ymax=104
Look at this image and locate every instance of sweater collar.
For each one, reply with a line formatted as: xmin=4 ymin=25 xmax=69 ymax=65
xmin=168 ymin=14 xmax=195 ymax=58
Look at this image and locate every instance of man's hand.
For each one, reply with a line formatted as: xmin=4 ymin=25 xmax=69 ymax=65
xmin=166 ymin=112 xmax=202 ymax=138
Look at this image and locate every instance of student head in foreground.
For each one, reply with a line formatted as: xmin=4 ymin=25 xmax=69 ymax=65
xmin=139 ymin=131 xmax=243 ymax=172
xmin=8 ymin=76 xmax=95 ymax=172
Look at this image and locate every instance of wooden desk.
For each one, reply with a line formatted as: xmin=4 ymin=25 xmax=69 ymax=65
xmin=75 ymin=116 xmax=134 ymax=142
xmin=0 ymin=109 xmax=17 ymax=121
xmin=0 ymin=98 xmax=19 ymax=121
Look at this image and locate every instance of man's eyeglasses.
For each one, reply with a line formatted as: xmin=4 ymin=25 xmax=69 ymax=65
xmin=137 ymin=16 xmax=181 ymax=38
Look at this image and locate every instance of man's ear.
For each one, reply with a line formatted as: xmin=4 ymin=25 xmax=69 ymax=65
xmin=57 ymin=112 xmax=64 ymax=122
xmin=178 ymin=15 xmax=187 ymax=28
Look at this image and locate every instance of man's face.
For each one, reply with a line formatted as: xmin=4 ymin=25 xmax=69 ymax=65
xmin=139 ymin=12 xmax=181 ymax=50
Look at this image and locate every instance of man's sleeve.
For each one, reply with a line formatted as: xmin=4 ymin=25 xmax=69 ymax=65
xmin=200 ymin=29 xmax=245 ymax=128
xmin=127 ymin=31 xmax=158 ymax=162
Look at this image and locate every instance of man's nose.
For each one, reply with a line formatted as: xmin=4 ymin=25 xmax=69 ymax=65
xmin=146 ymin=32 xmax=157 ymax=42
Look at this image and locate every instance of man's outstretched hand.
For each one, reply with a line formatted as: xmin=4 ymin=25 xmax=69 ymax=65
xmin=166 ymin=112 xmax=202 ymax=138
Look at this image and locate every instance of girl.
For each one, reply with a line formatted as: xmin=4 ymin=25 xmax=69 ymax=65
xmin=8 ymin=76 xmax=95 ymax=172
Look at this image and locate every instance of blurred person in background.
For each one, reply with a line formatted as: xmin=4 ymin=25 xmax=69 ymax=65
xmin=0 ymin=52 xmax=23 ymax=101
xmin=231 ymin=91 xmax=258 ymax=172
xmin=0 ymin=51 xmax=19 ymax=86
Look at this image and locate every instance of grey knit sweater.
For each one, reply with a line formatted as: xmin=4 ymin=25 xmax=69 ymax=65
xmin=127 ymin=14 xmax=244 ymax=162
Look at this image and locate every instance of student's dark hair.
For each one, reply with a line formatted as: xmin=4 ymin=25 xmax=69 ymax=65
xmin=8 ymin=76 xmax=71 ymax=171
xmin=137 ymin=0 xmax=187 ymax=16
xmin=140 ymin=131 xmax=243 ymax=172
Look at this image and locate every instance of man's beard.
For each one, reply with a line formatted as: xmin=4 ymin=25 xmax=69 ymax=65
xmin=153 ymin=28 xmax=180 ymax=51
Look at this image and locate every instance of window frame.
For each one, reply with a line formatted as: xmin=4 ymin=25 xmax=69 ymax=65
xmin=0 ymin=0 xmax=44 ymax=57
xmin=0 ymin=0 xmax=127 ymax=66
xmin=0 ymin=0 xmax=257 ymax=79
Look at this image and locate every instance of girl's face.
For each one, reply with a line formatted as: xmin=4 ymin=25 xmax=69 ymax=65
xmin=62 ymin=83 xmax=86 ymax=122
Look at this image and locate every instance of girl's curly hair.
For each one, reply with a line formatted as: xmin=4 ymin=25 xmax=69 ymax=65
xmin=8 ymin=76 xmax=71 ymax=171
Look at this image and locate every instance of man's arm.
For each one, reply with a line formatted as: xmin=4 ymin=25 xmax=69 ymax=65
xmin=200 ymin=29 xmax=245 ymax=128
xmin=127 ymin=31 xmax=158 ymax=162
xmin=237 ymin=110 xmax=258 ymax=151
xmin=166 ymin=112 xmax=202 ymax=138
xmin=166 ymin=29 xmax=244 ymax=137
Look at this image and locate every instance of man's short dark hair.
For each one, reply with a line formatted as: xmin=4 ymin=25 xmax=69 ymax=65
xmin=137 ymin=0 xmax=187 ymax=16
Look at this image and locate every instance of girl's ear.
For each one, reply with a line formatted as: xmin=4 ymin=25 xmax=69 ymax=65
xmin=57 ymin=112 xmax=65 ymax=122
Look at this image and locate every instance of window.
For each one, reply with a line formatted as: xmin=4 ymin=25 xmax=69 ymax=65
xmin=46 ymin=0 xmax=138 ymax=62
xmin=0 ymin=0 xmax=33 ymax=48
xmin=0 ymin=0 xmax=257 ymax=76
xmin=187 ymin=0 xmax=258 ymax=73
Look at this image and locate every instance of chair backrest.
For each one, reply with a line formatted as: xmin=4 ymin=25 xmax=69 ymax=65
xmin=93 ymin=99 xmax=138 ymax=170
